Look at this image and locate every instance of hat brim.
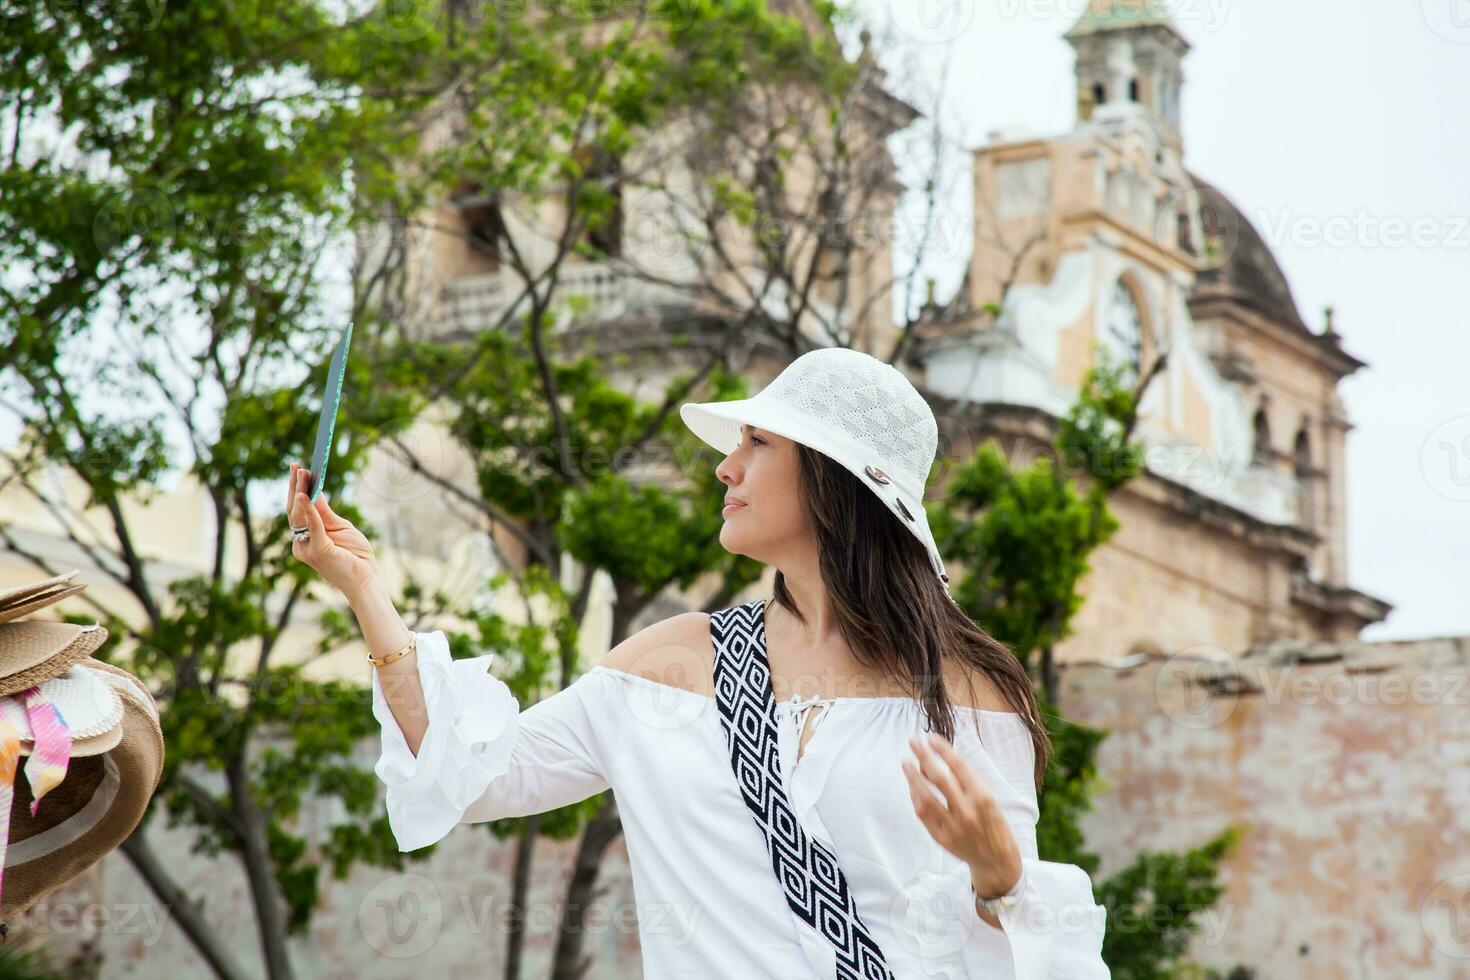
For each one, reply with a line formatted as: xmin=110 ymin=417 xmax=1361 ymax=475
xmin=0 ymin=622 xmax=108 ymax=697
xmin=1 ymin=660 xmax=162 ymax=924
xmin=680 ymin=397 xmax=806 ymax=457
xmin=27 ymin=720 xmax=125 ymax=760
xmin=4 ymin=665 xmax=126 ymax=751
xmin=681 ymin=397 xmax=909 ymax=489
xmin=679 ymin=398 xmax=951 ymax=586
xmin=0 ymin=572 xmax=82 ymax=625
xmin=0 ymin=585 xmax=86 ymax=626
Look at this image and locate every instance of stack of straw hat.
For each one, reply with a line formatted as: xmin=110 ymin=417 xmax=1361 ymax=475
xmin=0 ymin=571 xmax=163 ymax=940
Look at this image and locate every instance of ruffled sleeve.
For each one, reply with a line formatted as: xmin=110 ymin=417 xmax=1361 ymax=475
xmin=370 ymin=630 xmax=613 ymax=853
xmin=959 ymin=716 xmax=1110 ymax=979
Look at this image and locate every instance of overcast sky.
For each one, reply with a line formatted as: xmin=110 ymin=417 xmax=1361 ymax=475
xmin=8 ymin=2 xmax=1463 ymax=641
xmin=853 ymin=0 xmax=1470 ymax=641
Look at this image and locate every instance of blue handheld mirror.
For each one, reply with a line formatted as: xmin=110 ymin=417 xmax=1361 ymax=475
xmin=304 ymin=321 xmax=353 ymax=503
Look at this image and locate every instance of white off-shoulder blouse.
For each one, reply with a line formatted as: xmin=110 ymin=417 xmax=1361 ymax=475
xmin=370 ymin=622 xmax=1110 ymax=979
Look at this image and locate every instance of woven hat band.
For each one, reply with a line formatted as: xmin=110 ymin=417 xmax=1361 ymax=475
xmin=0 ymin=623 xmax=108 ymax=698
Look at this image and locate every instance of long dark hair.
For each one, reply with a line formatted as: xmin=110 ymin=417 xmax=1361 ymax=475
xmin=770 ymin=442 xmax=1052 ymax=794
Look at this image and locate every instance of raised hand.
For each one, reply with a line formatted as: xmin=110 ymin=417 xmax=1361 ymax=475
xmin=286 ymin=460 xmax=381 ymax=598
xmin=902 ymin=731 xmax=1023 ymax=901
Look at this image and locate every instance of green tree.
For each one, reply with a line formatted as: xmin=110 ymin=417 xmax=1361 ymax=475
xmin=930 ymin=344 xmax=1241 ymax=979
xmin=0 ymin=1 xmax=441 ymax=977
xmin=1 ymin=1 xmax=881 ymax=977
xmin=364 ymin=4 xmax=911 ymax=975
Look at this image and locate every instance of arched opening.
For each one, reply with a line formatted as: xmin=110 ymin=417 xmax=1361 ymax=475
xmin=1128 ymin=77 xmax=1140 ymax=102
xmin=453 ymin=179 xmax=507 ymax=268
xmin=577 ymin=145 xmax=624 ymax=258
xmin=1252 ymin=408 xmax=1272 ymax=465
xmin=1101 ymin=277 xmax=1145 ymax=384
xmin=1092 ymin=82 xmax=1106 ymax=106
xmin=1294 ymin=427 xmax=1315 ymax=528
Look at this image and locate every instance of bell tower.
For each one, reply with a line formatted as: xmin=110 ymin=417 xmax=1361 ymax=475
xmin=1066 ymin=0 xmax=1190 ymax=152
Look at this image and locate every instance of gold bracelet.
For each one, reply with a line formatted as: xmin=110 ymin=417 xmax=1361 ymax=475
xmin=368 ymin=634 xmax=416 ymax=667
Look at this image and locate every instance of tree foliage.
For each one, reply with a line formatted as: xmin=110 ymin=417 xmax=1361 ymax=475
xmin=930 ymin=347 xmax=1239 ymax=978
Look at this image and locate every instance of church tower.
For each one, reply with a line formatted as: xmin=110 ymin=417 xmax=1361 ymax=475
xmin=914 ymin=0 xmax=1388 ymax=658
xmin=1066 ymin=0 xmax=1190 ymax=154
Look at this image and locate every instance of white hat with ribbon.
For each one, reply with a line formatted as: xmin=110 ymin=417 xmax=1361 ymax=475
xmin=680 ymin=347 xmax=951 ymax=591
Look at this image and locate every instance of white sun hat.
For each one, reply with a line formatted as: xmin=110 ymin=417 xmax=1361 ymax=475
xmin=679 ymin=347 xmax=951 ymax=591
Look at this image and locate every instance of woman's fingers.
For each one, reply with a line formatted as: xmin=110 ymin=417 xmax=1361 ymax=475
xmin=927 ymin=733 xmax=989 ymax=804
xmin=313 ymin=491 xmax=350 ymax=531
xmin=292 ymin=489 xmax=327 ymax=567
xmin=286 ymin=461 xmax=299 ymax=516
xmin=902 ymin=756 xmax=956 ymax=848
xmin=910 ymin=735 xmax=967 ymax=815
xmin=902 ymin=758 xmax=940 ymax=819
xmin=298 ymin=489 xmax=326 ymax=538
xmin=291 ymin=468 xmax=312 ymax=521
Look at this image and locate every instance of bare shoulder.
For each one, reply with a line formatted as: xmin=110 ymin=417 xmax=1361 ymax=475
xmin=943 ymin=656 xmax=1016 ymax=714
xmin=598 ymin=610 xmax=716 ymax=698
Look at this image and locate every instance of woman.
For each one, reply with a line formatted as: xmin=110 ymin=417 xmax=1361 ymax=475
xmin=287 ymin=347 xmax=1109 ymax=978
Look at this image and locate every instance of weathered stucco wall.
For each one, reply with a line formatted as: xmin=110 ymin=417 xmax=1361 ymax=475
xmin=32 ymin=740 xmax=646 ymax=979
xmin=1062 ymin=634 xmax=1470 ymax=979
xmin=32 ymin=634 xmax=1470 ymax=978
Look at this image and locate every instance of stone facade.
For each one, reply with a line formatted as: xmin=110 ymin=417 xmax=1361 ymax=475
xmin=1061 ymin=634 xmax=1470 ymax=978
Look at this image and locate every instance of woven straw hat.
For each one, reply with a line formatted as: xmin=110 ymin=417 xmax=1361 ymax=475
xmin=0 ymin=572 xmax=106 ymax=697
xmin=0 ymin=571 xmax=164 ymax=931
xmin=680 ymin=347 xmax=952 ymax=591
xmin=2 ymin=660 xmax=162 ymax=926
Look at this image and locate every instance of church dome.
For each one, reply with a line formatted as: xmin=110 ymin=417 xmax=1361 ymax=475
xmin=1186 ymin=171 xmax=1312 ymax=335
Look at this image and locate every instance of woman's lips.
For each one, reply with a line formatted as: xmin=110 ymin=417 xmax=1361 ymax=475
xmin=722 ymin=502 xmax=746 ymax=516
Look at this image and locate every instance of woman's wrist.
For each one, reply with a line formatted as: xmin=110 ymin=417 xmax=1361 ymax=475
xmin=345 ymin=574 xmax=414 ymax=661
xmin=970 ymin=858 xmax=1023 ymax=901
xmin=344 ymin=569 xmax=386 ymax=610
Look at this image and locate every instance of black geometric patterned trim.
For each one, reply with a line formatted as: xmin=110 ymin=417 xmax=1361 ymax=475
xmin=711 ymin=597 xmax=895 ymax=980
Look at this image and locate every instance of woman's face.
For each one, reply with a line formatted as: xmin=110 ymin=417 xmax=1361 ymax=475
xmin=714 ymin=424 xmax=812 ymax=566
